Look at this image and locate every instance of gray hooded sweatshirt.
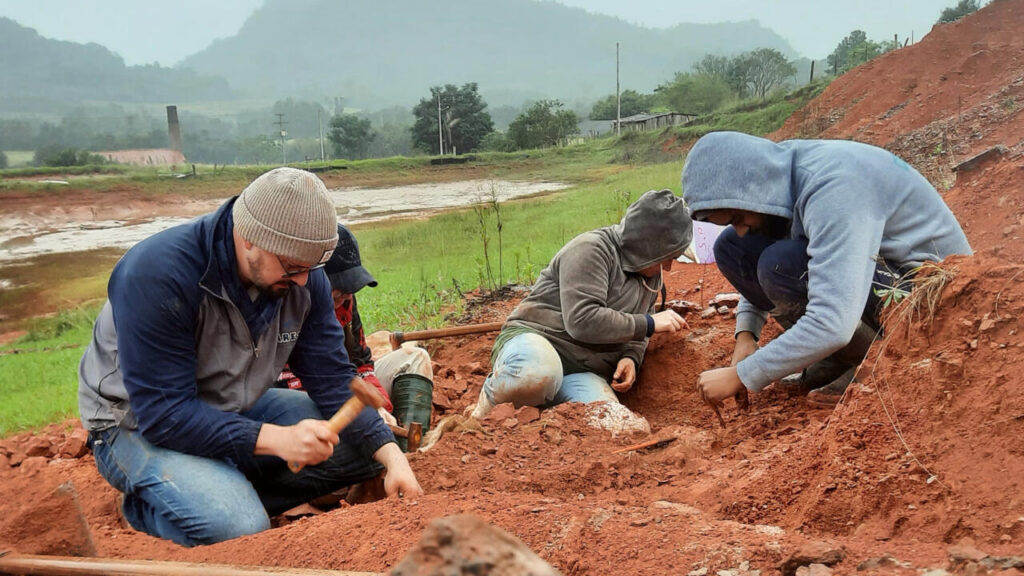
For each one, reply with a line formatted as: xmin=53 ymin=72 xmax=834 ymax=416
xmin=682 ymin=131 xmax=972 ymax=391
xmin=504 ymin=189 xmax=693 ymax=379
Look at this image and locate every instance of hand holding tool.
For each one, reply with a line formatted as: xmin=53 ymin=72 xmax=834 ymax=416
xmin=289 ymin=377 xmax=387 ymax=473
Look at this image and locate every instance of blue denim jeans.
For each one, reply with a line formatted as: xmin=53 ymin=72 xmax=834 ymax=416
xmin=480 ymin=332 xmax=619 ymax=408
xmin=712 ymin=228 xmax=909 ymax=330
xmin=89 ymin=388 xmax=382 ymax=547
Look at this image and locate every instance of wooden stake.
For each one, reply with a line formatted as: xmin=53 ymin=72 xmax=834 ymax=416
xmin=0 ymin=553 xmax=383 ymax=576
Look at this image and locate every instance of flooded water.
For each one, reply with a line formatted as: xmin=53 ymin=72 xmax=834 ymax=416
xmin=0 ymin=180 xmax=570 ymax=262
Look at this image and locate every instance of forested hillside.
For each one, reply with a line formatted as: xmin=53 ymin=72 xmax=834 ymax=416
xmin=0 ymin=18 xmax=234 ymax=114
xmin=181 ymin=0 xmax=796 ymax=107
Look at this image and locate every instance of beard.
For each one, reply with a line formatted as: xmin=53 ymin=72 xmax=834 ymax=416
xmin=257 ymin=281 xmax=294 ymax=299
xmin=246 ymin=253 xmax=295 ymax=299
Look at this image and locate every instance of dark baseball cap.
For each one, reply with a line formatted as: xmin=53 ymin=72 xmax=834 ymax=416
xmin=324 ymin=224 xmax=377 ymax=294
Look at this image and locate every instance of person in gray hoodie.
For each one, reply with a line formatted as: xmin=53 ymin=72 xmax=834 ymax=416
xmin=682 ymin=131 xmax=971 ymax=407
xmin=469 ymin=189 xmax=693 ymax=422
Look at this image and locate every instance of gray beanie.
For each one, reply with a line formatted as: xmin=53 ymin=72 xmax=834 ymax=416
xmin=232 ymin=167 xmax=339 ymax=265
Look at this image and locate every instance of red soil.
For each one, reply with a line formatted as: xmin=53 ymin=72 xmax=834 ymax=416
xmin=3 ymin=1 xmax=1024 ymax=574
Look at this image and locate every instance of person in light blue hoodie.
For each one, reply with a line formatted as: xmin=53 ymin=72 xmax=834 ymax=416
xmin=682 ymin=131 xmax=971 ymax=407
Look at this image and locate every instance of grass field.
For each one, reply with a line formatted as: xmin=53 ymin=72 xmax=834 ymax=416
xmin=0 ymin=308 xmax=97 ymax=435
xmin=2 ymin=150 xmax=34 ymax=168
xmin=354 ymin=161 xmax=681 ymax=330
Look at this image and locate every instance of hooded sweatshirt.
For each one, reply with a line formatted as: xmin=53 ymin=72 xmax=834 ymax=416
xmin=504 ymin=189 xmax=693 ymax=379
xmin=682 ymin=131 xmax=972 ymax=391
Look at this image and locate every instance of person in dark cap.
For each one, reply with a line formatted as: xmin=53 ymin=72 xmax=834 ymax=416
xmin=468 ymin=189 xmax=692 ymax=430
xmin=78 ymin=167 xmax=422 ymax=547
xmin=277 ymin=224 xmax=434 ymax=428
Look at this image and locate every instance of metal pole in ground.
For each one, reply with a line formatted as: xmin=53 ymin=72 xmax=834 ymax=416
xmin=615 ymin=41 xmax=621 ymax=137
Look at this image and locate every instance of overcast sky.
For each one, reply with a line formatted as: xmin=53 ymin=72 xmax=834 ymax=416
xmin=0 ymin=0 xmax=957 ymax=66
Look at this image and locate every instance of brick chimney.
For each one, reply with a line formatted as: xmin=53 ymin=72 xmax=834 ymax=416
xmin=166 ymin=105 xmax=182 ymax=152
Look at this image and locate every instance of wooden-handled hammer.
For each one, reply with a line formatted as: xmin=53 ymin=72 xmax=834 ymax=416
xmin=288 ymin=377 xmax=388 ymax=473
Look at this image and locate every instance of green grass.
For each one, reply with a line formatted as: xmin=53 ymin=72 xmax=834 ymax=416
xmin=3 ymin=150 xmax=34 ymax=168
xmin=354 ymin=161 xmax=682 ymax=331
xmin=670 ymin=80 xmax=831 ymax=140
xmin=0 ymin=307 xmax=98 ymax=435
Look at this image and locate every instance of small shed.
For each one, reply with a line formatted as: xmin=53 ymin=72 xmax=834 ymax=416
xmin=611 ymin=112 xmax=697 ymax=133
xmin=96 ymin=148 xmax=186 ymax=166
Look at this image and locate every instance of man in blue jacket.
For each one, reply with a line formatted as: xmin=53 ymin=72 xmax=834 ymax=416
xmin=682 ymin=132 xmax=971 ymax=407
xmin=78 ymin=167 xmax=422 ymax=547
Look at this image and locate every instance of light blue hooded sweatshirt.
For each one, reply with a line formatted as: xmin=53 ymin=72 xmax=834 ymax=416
xmin=682 ymin=132 xmax=971 ymax=391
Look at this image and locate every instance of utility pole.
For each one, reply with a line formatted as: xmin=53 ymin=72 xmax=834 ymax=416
xmin=616 ymin=41 xmax=621 ymax=137
xmin=317 ymin=109 xmax=325 ymax=161
xmin=437 ymin=91 xmax=444 ymax=155
xmin=274 ymin=113 xmax=287 ymax=165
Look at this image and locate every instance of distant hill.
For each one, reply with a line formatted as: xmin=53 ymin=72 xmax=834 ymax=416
xmin=0 ymin=18 xmax=234 ymax=114
xmin=180 ymin=0 xmax=798 ymax=108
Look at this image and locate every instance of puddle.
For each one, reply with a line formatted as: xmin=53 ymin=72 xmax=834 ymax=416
xmin=0 ymin=180 xmax=570 ymax=263
xmin=329 ymin=180 xmax=568 ymax=222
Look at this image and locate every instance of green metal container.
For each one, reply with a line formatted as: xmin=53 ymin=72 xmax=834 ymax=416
xmin=391 ymin=373 xmax=433 ymax=452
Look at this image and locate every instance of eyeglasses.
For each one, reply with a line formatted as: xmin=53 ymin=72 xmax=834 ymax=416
xmin=275 ymin=255 xmax=325 ymax=279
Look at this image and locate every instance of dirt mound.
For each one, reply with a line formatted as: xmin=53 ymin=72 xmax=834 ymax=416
xmin=774 ymin=0 xmax=1024 ymax=187
xmin=8 ymin=262 xmax=1011 ymax=574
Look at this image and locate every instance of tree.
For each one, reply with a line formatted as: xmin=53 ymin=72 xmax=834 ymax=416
xmin=328 ymin=114 xmax=374 ymax=159
xmin=411 ymin=83 xmax=494 ymax=154
xmin=32 ymin=145 xmax=106 ymax=167
xmin=507 ymin=100 xmax=579 ymax=150
xmin=0 ymin=151 xmax=7 ymax=170
xmin=693 ymin=54 xmax=731 ymax=80
xmin=938 ymin=0 xmax=980 ymax=23
xmin=589 ymin=89 xmax=655 ymax=120
xmin=741 ymin=48 xmax=798 ymax=99
xmin=827 ymin=30 xmax=882 ymax=75
xmin=654 ymin=73 xmax=732 ymax=115
xmin=479 ymin=131 xmax=516 ymax=152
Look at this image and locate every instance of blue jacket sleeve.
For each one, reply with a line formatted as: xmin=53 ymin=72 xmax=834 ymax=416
xmin=110 ymin=259 xmax=264 ymax=467
xmin=288 ymin=272 xmax=395 ymax=460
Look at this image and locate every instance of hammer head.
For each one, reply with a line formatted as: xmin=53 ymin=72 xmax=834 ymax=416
xmin=350 ymin=377 xmax=387 ymax=410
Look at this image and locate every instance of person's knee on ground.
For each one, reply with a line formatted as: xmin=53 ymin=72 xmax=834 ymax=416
xmin=554 ymin=371 xmax=619 ymax=405
xmin=122 ymin=491 xmax=270 ymax=547
xmin=472 ymin=332 xmax=562 ymax=418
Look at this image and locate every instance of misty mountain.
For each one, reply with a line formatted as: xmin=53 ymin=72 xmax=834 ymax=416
xmin=180 ymin=0 xmax=798 ymax=108
xmin=0 ymin=18 xmax=234 ymax=114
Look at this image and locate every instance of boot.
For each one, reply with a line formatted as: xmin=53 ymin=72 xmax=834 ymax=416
xmin=778 ymin=321 xmax=878 ymax=397
xmin=391 ymin=373 xmax=433 ymax=452
xmin=806 ymin=366 xmax=858 ymax=406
